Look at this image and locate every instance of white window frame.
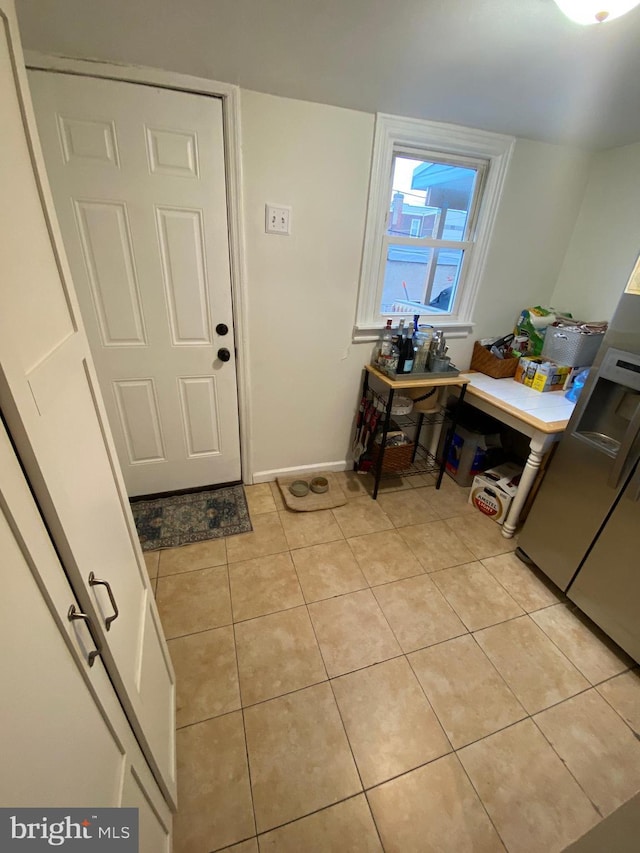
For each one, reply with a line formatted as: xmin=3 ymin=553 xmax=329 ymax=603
xmin=354 ymin=113 xmax=514 ymax=341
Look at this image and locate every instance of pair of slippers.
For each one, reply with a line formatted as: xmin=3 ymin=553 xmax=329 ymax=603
xmin=289 ymin=476 xmax=329 ymax=497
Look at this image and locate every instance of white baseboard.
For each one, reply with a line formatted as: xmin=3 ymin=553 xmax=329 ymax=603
xmin=251 ymin=460 xmax=349 ymax=484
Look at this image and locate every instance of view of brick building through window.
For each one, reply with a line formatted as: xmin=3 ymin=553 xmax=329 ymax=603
xmin=381 ymin=155 xmax=478 ymax=315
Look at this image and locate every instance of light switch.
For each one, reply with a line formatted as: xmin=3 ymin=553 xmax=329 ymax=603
xmin=265 ymin=203 xmax=291 ymax=235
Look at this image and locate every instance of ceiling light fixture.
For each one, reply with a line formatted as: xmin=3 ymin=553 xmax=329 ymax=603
xmin=554 ymin=0 xmax=640 ymax=24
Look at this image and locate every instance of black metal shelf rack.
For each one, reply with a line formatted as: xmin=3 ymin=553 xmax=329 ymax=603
xmin=354 ymin=365 xmax=469 ymax=499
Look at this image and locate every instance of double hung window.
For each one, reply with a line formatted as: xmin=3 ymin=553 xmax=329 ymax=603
xmin=355 ymin=114 xmax=514 ymax=339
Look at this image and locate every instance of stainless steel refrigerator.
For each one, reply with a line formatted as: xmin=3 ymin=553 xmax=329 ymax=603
xmin=518 ymin=254 xmax=640 ymax=664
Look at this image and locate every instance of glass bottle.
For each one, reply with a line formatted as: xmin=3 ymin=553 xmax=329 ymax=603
xmin=413 ymin=325 xmax=433 ymax=373
xmin=376 ymin=318 xmax=394 ymax=372
xmin=398 ymin=323 xmax=415 ymax=374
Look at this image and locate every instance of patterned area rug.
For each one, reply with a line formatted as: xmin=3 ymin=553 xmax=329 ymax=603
xmin=131 ymin=485 xmax=252 ymax=551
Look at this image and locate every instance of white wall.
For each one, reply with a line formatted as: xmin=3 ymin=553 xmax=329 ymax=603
xmin=457 ymin=137 xmax=591 ymax=367
xmin=551 ymin=141 xmax=640 ymax=321
xmin=240 ymin=91 xmax=375 ymax=478
xmin=240 ymin=90 xmax=591 ymax=478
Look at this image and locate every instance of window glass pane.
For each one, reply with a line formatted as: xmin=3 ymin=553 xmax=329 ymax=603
xmin=388 ymin=156 xmax=476 ymax=241
xmin=381 ymin=244 xmax=464 ymax=315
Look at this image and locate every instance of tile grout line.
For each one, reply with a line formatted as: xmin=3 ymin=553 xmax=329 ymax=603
xmin=289 ymin=557 xmax=332 ymax=685
xmin=529 ymin=679 xmax=640 ymax=816
xmin=467 ymin=630 xmax=528 ymax=717
xmin=209 ymin=835 xmax=257 ymax=853
xmin=477 ymin=551 xmax=567 ymax=609
xmin=326 ymin=675 xmax=368 ymax=793
xmin=351 ymin=567 xmax=459 ymax=762
xmin=163 ymin=620 xmax=235 ymax=643
xmin=510 ymin=612 xmax=601 ymax=684
xmin=403 ymin=651 xmax=459 ymax=754
xmin=253 ymin=792 xmax=384 ymax=850
xmin=156 ymin=560 xmax=229 ymax=581
xmin=361 ymin=790 xmax=388 ymax=853
xmin=226 ymin=557 xmax=260 ymax=845
xmin=593 ymin=676 xmax=640 ymax=738
xmin=242 ymin=525 xmax=380 ymax=843
xmin=450 ymin=749 xmax=512 ymax=851
xmin=289 ymin=540 xmax=394 ymax=853
xmin=529 ymin=713 xmax=605 ymax=821
xmin=526 ymin=605 xmax=633 ymax=689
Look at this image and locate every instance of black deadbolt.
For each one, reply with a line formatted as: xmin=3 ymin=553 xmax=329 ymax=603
xmin=217 ymin=347 xmax=231 ymax=362
xmin=216 ymin=323 xmax=229 ymax=336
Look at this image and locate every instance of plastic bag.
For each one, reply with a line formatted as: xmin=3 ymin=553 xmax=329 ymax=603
xmin=514 ymin=307 xmax=570 ymax=356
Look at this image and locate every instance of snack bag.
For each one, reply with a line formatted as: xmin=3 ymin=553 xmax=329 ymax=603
xmin=514 ymin=307 xmax=570 ymax=356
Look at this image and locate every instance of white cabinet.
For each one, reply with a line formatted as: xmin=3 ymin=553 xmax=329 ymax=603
xmin=0 ymin=419 xmax=172 ymax=850
xmin=0 ymin=0 xmax=176 ymax=821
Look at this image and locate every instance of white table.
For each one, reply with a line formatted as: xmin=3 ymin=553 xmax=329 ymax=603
xmin=463 ymin=373 xmax=575 ymax=538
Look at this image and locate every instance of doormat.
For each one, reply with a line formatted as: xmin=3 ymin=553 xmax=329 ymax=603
xmin=131 ymin=485 xmax=252 ymax=551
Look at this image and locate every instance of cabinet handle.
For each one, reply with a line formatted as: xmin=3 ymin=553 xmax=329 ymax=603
xmin=68 ymin=605 xmax=102 ymax=667
xmin=88 ymin=572 xmax=120 ymax=631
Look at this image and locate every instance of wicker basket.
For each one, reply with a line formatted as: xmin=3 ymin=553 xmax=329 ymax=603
xmin=371 ymin=439 xmax=415 ymax=472
xmin=470 ymin=341 xmax=519 ymax=379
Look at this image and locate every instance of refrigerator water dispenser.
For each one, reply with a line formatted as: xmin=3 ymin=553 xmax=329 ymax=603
xmin=573 ymin=348 xmax=640 ymax=466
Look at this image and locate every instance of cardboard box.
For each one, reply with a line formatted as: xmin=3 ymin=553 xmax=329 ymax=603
xmin=514 ymin=356 xmax=571 ymax=392
xmin=469 ymin=462 xmax=523 ymax=524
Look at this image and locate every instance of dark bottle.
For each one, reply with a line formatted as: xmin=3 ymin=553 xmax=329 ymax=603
xmin=398 ymin=323 xmax=415 ymax=374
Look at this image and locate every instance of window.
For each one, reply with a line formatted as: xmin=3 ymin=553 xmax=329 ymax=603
xmin=355 ymin=114 xmax=514 ymax=339
xmin=409 ymin=217 xmax=422 ymax=237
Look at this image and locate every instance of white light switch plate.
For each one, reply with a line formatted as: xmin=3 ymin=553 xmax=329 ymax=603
xmin=265 ymin=203 xmax=291 ymax=235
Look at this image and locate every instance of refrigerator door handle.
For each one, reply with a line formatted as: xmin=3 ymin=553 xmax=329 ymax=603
xmin=608 ymin=400 xmax=640 ymax=490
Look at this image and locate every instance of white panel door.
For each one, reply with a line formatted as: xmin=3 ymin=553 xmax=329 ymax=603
xmin=28 ymin=70 xmax=241 ymax=496
xmin=0 ymin=2 xmax=176 ymax=806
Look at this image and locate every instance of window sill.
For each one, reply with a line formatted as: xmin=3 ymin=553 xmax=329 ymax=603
xmin=352 ymin=321 xmax=474 ymax=344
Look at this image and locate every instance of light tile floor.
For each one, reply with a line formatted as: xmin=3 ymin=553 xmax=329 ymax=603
xmin=147 ymin=474 xmax=640 ymax=853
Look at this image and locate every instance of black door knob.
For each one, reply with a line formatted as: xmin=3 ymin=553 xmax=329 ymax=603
xmin=216 ymin=323 xmax=229 ymax=336
xmin=217 ymin=347 xmax=231 ymax=362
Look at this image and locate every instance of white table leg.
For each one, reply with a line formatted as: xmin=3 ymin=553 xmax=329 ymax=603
xmin=502 ymin=431 xmax=556 ymax=538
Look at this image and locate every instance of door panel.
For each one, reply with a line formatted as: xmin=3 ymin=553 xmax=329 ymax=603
xmin=138 ymin=605 xmax=176 ymax=782
xmin=74 ymin=199 xmax=147 ymax=346
xmin=122 ymin=767 xmax=171 ymax=853
xmin=58 ymin=114 xmax=120 ymax=166
xmin=156 ymin=207 xmax=212 ymax=344
xmin=179 ymin=376 xmax=221 ymax=456
xmin=114 ymin=379 xmax=166 ymax=463
xmin=28 ymin=70 xmax=241 ymax=495
xmin=0 ymin=12 xmax=175 ymax=805
xmin=146 ymin=126 xmax=198 ymax=177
